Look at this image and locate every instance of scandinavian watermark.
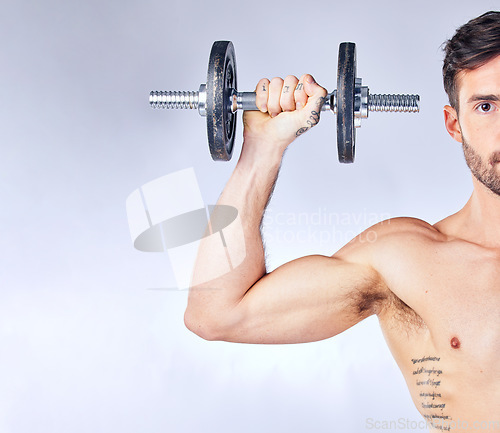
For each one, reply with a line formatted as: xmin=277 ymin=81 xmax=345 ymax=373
xmin=262 ymin=207 xmax=392 ymax=246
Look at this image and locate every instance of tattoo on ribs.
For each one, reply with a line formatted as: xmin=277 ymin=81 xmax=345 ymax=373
xmin=413 ymin=367 xmax=443 ymax=377
xmin=411 ymin=356 xmax=440 ymax=364
xmin=411 ymin=355 xmax=452 ymax=431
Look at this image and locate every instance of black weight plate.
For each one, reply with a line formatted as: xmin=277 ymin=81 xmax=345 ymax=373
xmin=206 ymin=41 xmax=237 ymax=161
xmin=337 ymin=42 xmax=356 ymax=163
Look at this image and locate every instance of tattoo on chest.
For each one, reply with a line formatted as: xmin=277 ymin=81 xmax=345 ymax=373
xmin=411 ymin=355 xmax=452 ymax=431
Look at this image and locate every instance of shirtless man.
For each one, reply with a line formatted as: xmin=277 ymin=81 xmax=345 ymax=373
xmin=184 ymin=11 xmax=500 ymax=431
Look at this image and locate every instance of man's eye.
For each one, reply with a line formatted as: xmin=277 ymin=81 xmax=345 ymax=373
xmin=477 ymin=102 xmax=492 ymax=113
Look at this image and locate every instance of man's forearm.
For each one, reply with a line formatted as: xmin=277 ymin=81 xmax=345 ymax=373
xmin=184 ymin=74 xmax=327 ymax=339
xmin=185 ymin=147 xmax=282 ymax=338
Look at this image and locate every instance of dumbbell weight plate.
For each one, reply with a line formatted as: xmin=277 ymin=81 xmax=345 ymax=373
xmin=206 ymin=41 xmax=237 ymax=161
xmin=336 ymin=42 xmax=356 ymax=163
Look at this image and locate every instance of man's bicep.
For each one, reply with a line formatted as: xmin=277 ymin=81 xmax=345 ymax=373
xmin=219 ymin=254 xmax=386 ymax=344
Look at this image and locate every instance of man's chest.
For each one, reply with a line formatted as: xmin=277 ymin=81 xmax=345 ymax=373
xmin=414 ymin=254 xmax=500 ymax=368
xmin=379 ymin=252 xmax=500 ymax=427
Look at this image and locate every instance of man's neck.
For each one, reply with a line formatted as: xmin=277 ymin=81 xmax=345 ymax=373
xmin=456 ymin=177 xmax=500 ymax=248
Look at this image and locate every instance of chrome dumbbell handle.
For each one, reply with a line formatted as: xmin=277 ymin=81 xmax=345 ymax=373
xmin=149 ymin=83 xmax=419 ymax=124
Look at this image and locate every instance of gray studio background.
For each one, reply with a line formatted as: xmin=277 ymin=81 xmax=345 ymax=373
xmin=0 ymin=0 xmax=496 ymax=432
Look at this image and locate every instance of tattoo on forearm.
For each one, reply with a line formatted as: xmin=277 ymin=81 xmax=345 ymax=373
xmin=412 ymin=355 xmax=452 ymax=431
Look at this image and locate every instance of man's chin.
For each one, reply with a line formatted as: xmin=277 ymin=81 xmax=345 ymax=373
xmin=474 ymin=174 xmax=500 ymax=197
xmin=488 ymin=152 xmax=500 ymax=166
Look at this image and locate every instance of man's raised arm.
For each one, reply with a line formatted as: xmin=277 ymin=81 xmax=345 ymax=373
xmin=184 ymin=74 xmax=387 ymax=343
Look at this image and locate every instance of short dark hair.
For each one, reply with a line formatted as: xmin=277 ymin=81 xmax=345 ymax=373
xmin=442 ymin=11 xmax=500 ymax=111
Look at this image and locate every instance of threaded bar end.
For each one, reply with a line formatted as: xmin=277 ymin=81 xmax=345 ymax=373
xmin=149 ymin=91 xmax=199 ymax=109
xmin=369 ymin=94 xmax=419 ymax=113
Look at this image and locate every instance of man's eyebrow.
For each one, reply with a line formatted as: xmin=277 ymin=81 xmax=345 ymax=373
xmin=467 ymin=94 xmax=500 ymax=103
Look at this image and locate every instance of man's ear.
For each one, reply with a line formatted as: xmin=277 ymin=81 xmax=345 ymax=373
xmin=444 ymin=105 xmax=463 ymax=143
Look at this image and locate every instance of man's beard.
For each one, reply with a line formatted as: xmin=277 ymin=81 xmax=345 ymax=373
xmin=462 ymin=137 xmax=500 ymax=196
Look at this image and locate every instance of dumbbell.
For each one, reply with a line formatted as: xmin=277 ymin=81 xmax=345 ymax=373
xmin=150 ymin=41 xmax=419 ymax=163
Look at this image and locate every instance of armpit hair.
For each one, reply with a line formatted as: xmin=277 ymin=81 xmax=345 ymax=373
xmin=385 ymin=292 xmax=426 ymax=331
xmin=351 ymin=285 xmax=425 ymax=331
xmin=347 ymin=278 xmax=389 ymax=319
xmin=357 ymin=289 xmax=388 ymax=316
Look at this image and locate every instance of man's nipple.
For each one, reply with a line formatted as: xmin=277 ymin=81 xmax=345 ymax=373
xmin=450 ymin=336 xmax=461 ymax=349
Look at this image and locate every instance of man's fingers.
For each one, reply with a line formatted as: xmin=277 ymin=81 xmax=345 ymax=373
xmin=255 ymin=78 xmax=270 ymax=112
xmin=294 ymin=77 xmax=308 ymax=110
xmin=246 ymin=74 xmax=328 ymax=149
xmin=280 ymin=75 xmax=299 ymax=112
xmin=268 ymin=77 xmax=284 ymax=118
xmin=293 ymin=74 xmax=328 ymax=134
xmin=301 ymin=74 xmax=328 ymax=110
xmin=253 ymin=74 xmax=327 ymax=120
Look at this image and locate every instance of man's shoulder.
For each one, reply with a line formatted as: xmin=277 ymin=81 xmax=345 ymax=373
xmin=343 ymin=217 xmax=446 ymax=253
xmin=334 ymin=216 xmax=448 ymax=269
xmin=369 ymin=216 xmax=445 ymax=244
